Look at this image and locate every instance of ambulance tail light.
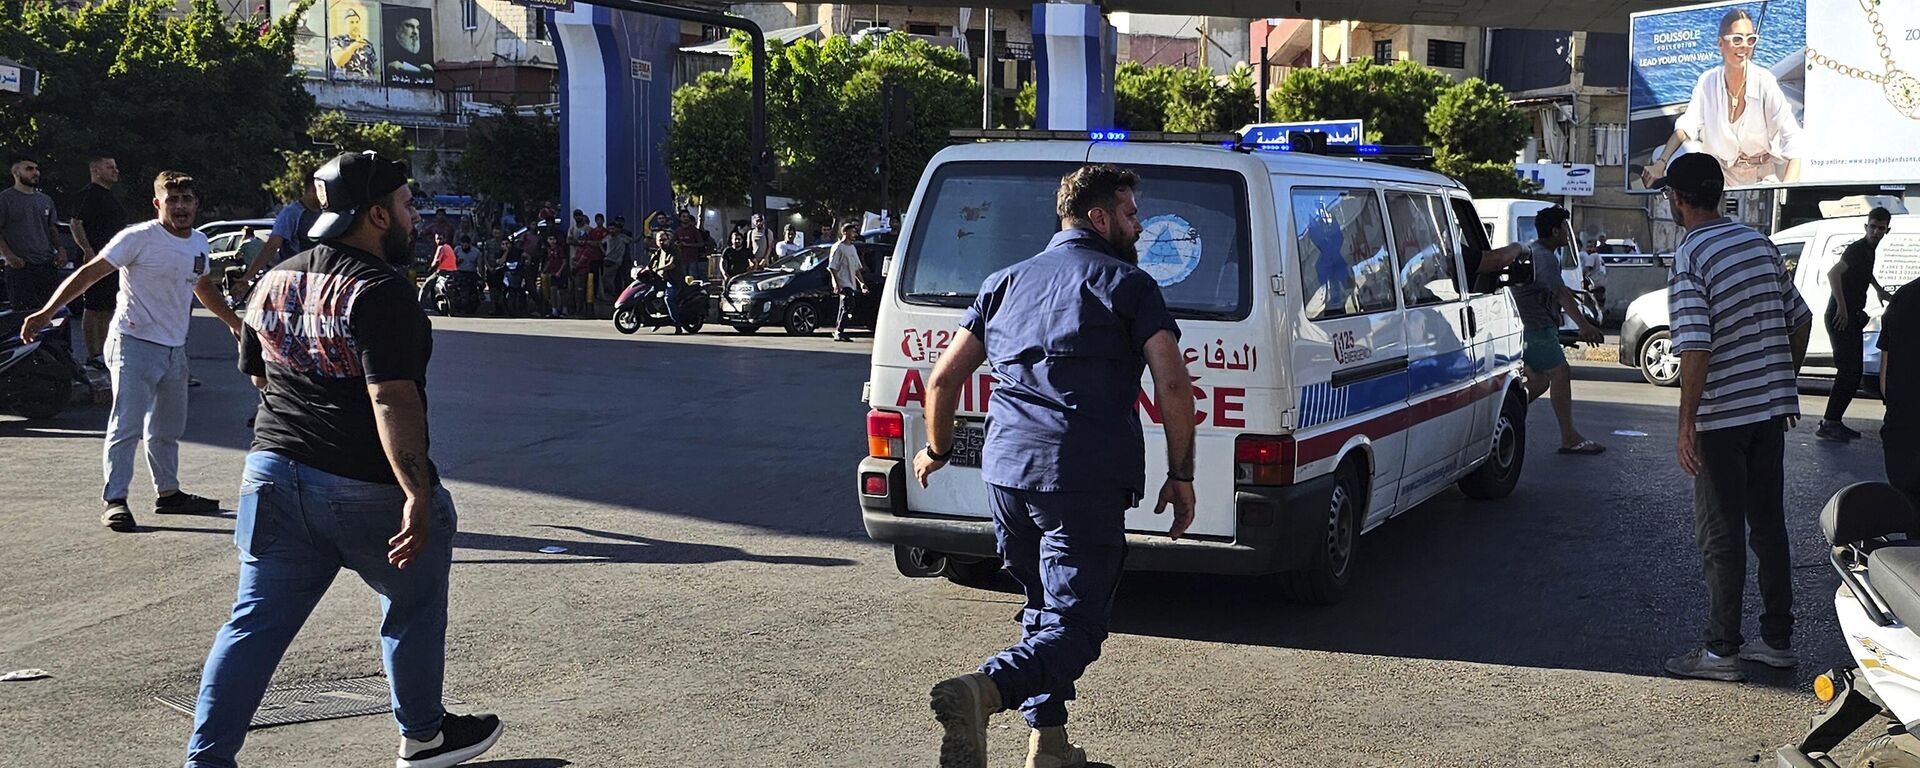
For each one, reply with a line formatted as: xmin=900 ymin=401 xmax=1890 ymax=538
xmin=867 ymin=410 xmax=905 ymax=458
xmin=1235 ymin=435 xmax=1296 ymax=486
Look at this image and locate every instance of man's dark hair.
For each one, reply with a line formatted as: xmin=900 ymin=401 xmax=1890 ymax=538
xmin=1532 ymin=206 xmax=1570 ymax=239
xmin=1870 ymin=206 xmax=1894 ymax=223
xmin=9 ymin=154 xmax=35 ymax=168
xmin=88 ymin=154 xmax=114 ymax=165
xmin=841 ymin=222 xmax=859 ymax=233
xmin=1670 ymin=184 xmax=1722 ymax=214
xmin=152 ymin=170 xmax=195 ymax=197
xmin=1056 ymin=164 xmax=1139 ymax=223
xmin=459 ymin=235 xmax=472 ymax=245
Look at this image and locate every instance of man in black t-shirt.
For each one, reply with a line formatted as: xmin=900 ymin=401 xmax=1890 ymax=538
xmin=1821 ymin=207 xmax=1896 ymax=442
xmin=184 ymin=152 xmax=501 ymax=768
xmin=68 ymin=155 xmax=126 ymax=369
xmin=1880 ymin=283 xmax=1920 ymax=511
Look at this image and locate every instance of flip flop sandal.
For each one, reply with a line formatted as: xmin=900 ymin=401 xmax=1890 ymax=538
xmin=1557 ymin=440 xmax=1607 ymax=455
xmin=100 ymin=507 xmax=136 ymax=532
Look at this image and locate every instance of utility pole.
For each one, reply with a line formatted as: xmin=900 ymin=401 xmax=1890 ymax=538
xmin=981 ymin=7 xmax=992 ymax=129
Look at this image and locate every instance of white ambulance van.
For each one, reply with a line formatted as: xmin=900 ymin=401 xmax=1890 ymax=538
xmin=855 ymin=132 xmax=1528 ymax=603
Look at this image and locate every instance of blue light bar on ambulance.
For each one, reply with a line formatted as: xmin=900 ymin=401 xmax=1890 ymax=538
xmin=949 ymin=129 xmax=1242 ymax=144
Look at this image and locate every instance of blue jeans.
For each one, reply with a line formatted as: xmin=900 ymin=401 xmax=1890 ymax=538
xmin=661 ymin=281 xmax=685 ymax=330
xmin=184 ymin=451 xmax=456 ymax=768
xmin=978 ymin=485 xmax=1129 ymax=728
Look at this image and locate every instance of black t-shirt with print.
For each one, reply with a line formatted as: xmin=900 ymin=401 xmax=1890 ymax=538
xmin=241 ymin=243 xmax=436 ymax=485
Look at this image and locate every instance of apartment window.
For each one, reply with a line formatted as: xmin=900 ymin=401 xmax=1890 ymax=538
xmin=462 ymin=0 xmax=478 ymax=31
xmin=1591 ymin=123 xmax=1628 ymax=166
xmin=907 ymin=23 xmax=938 ymax=36
xmin=1372 ymin=39 xmax=1393 ymax=63
xmin=1427 ymin=39 xmax=1467 ymax=69
xmin=529 ymin=9 xmax=547 ymax=41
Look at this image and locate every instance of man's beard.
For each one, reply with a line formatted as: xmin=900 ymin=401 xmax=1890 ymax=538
xmin=1095 ymin=226 xmax=1138 ymax=264
xmin=381 ymin=224 xmax=414 ymax=266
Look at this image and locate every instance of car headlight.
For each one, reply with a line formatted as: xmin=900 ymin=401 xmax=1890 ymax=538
xmin=757 ymin=275 xmax=791 ymax=291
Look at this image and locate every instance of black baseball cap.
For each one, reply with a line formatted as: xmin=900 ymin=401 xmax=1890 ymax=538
xmin=1648 ymin=151 xmax=1723 ymax=196
xmin=308 ymin=151 xmax=412 ymax=241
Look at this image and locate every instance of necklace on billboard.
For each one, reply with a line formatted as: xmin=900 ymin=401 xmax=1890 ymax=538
xmin=1806 ymin=0 xmax=1920 ymax=119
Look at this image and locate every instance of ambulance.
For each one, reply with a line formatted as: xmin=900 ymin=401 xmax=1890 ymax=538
xmin=855 ymin=131 xmax=1529 ymax=603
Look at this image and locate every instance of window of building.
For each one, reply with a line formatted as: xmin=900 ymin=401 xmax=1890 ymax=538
xmin=463 ymin=0 xmax=478 ymax=31
xmin=1592 ymin=122 xmax=1628 ymax=166
xmin=1294 ymin=188 xmax=1398 ymax=320
xmin=1373 ymin=39 xmax=1394 ymax=63
xmin=1426 ymin=39 xmax=1467 ymax=69
xmin=907 ymin=23 xmax=939 ymax=36
xmin=529 ymin=9 xmax=548 ymax=41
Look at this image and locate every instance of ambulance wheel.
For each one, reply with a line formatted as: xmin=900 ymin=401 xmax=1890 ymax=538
xmin=1851 ymin=733 xmax=1920 ymax=767
xmin=1459 ymin=390 xmax=1527 ymax=500
xmin=943 ymin=556 xmax=1003 ymax=587
xmin=894 ymin=545 xmax=948 ymax=578
xmin=1280 ymin=462 xmax=1362 ymax=605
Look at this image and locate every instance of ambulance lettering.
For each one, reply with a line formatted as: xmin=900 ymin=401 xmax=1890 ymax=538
xmin=893 ymin=369 xmax=1244 ymax=428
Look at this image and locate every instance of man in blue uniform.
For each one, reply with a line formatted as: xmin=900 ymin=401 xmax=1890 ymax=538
xmin=913 ymin=164 xmax=1199 ymax=768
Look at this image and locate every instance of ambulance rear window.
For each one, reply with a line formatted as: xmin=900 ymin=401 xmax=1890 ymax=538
xmin=898 ymin=161 xmax=1251 ymax=320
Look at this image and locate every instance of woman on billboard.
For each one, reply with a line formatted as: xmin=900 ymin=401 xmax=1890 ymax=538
xmin=1642 ymin=8 xmax=1804 ymax=187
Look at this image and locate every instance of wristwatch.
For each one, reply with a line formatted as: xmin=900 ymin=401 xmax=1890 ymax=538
xmin=925 ymin=444 xmax=952 ymax=462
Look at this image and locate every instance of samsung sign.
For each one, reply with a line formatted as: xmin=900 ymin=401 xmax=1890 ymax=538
xmin=1515 ymin=163 xmax=1597 ymax=196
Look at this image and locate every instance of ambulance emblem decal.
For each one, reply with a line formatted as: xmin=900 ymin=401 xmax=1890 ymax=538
xmin=1137 ymin=214 xmax=1201 ymax=288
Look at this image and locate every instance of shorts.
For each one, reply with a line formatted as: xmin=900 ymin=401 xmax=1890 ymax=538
xmin=1522 ymin=327 xmax=1566 ymax=372
xmin=84 ymin=271 xmax=119 ymax=312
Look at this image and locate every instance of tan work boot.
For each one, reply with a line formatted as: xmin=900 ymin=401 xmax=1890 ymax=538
xmin=1027 ymin=726 xmax=1087 ymax=768
xmin=930 ymin=672 xmax=1001 ymax=768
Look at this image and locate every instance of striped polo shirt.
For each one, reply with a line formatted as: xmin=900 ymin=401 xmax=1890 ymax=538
xmin=1668 ymin=217 xmax=1812 ymax=432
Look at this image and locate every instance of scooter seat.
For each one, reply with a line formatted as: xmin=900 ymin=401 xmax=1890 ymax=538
xmin=1869 ymin=547 xmax=1920 ymax=631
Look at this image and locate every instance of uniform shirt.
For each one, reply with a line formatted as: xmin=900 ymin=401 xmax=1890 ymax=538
xmin=0 ymin=187 xmax=59 ymax=264
xmin=70 ymin=183 xmax=126 ymax=254
xmin=1669 ymin=217 xmax=1812 ymax=432
xmin=1510 ymin=240 xmax=1567 ymax=331
xmin=99 ymin=220 xmax=211 ymax=348
xmin=242 ymin=243 xmax=435 ymax=485
xmin=1880 ymin=285 xmax=1920 ymax=430
xmin=961 ymin=228 xmax=1181 ymax=496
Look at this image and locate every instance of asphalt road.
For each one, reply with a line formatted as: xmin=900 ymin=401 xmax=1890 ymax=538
xmin=0 ymin=315 xmax=1896 ymax=767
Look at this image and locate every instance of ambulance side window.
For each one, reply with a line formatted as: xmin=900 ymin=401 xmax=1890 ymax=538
xmin=1386 ymin=192 xmax=1461 ymax=307
xmin=1293 ymin=187 xmax=1397 ymax=320
xmin=1449 ymin=197 xmax=1498 ymax=295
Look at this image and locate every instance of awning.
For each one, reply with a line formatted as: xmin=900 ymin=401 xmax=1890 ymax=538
xmin=679 ymin=24 xmax=822 ymax=55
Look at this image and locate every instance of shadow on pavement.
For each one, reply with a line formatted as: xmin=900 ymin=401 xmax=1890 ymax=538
xmin=1099 ymin=397 xmax=1881 ymax=686
xmin=466 ymin=760 xmax=570 ymax=768
xmin=139 ymin=524 xmax=233 ymax=536
xmin=451 ymin=524 xmax=856 ymax=568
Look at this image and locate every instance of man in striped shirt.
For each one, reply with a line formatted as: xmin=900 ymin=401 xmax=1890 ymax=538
xmin=1655 ymin=153 xmax=1812 ymax=682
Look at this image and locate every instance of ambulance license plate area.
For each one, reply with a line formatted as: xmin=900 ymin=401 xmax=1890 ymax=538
xmin=951 ymin=419 xmax=986 ymax=468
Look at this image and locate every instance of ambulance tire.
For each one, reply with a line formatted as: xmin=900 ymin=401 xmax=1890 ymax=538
xmin=1280 ymin=462 xmax=1362 ymax=605
xmin=893 ymin=545 xmax=948 ymax=578
xmin=1459 ymin=390 xmax=1527 ymax=500
xmin=943 ymin=556 xmax=1004 ymax=588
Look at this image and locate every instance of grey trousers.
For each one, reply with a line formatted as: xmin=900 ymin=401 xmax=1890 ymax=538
xmin=103 ymin=333 xmax=189 ymax=502
xmin=1693 ymin=417 xmax=1793 ymax=656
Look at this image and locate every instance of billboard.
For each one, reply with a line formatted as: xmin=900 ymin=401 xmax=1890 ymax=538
xmin=1515 ymin=163 xmax=1597 ymax=196
xmin=381 ymin=5 xmax=435 ymax=88
xmin=1630 ymin=0 xmax=1920 ymax=191
xmin=271 ymin=0 xmax=329 ymax=78
xmin=327 ymin=0 xmax=381 ymax=84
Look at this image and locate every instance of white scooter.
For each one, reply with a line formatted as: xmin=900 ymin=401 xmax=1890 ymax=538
xmin=1779 ymin=483 xmax=1920 ymax=767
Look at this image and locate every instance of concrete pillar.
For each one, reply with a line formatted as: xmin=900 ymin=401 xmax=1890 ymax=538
xmin=1033 ymin=2 xmax=1116 ymax=131
xmin=551 ymin=6 xmax=677 ymax=227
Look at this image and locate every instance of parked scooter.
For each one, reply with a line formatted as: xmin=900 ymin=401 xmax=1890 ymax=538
xmin=0 ymin=308 xmax=76 ymax=419
xmin=612 ymin=265 xmax=708 ymax=334
xmin=1779 ymin=483 xmax=1920 ymax=767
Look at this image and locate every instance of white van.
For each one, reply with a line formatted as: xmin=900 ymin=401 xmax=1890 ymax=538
xmin=1620 ymin=213 xmax=1920 ymax=388
xmin=1473 ymin=197 xmax=1606 ymax=335
xmin=855 ymin=134 xmax=1529 ymax=603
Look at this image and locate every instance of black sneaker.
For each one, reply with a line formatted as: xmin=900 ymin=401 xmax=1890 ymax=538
xmin=1816 ymin=421 xmax=1855 ymax=442
xmin=85 ymin=356 xmax=106 ymax=371
xmin=101 ymin=500 xmax=136 ymax=533
xmin=397 ymin=713 xmax=503 ymax=768
xmin=154 ymin=491 xmax=220 ymax=515
xmin=1833 ymin=422 xmax=1864 ymax=440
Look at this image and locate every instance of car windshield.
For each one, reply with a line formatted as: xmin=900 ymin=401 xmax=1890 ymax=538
xmin=897 ymin=160 xmax=1251 ymax=319
xmin=769 ymin=245 xmax=829 ymax=272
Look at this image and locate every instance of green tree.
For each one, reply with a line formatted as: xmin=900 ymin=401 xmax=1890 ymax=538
xmin=664 ymin=71 xmax=751 ymax=208
xmin=0 ymin=0 xmax=316 ymax=215
xmin=1165 ymin=64 xmax=1259 ymax=133
xmin=452 ymin=108 xmax=559 ymax=225
xmin=1114 ymin=62 xmax=1178 ymax=131
xmin=1267 ymin=60 xmax=1451 ymax=144
xmin=1013 ymin=81 xmax=1036 ymax=128
xmin=264 ymin=111 xmax=413 ymax=203
xmin=1428 ymin=79 xmax=1530 ymax=165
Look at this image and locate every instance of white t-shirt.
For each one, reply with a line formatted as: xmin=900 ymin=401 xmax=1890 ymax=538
xmin=828 ymin=243 xmax=862 ymax=290
xmin=101 ymin=219 xmax=210 ymax=348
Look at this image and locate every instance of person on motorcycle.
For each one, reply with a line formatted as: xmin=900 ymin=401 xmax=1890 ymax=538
xmin=416 ymin=231 xmax=455 ymax=308
xmin=645 ymin=229 xmax=688 ymax=334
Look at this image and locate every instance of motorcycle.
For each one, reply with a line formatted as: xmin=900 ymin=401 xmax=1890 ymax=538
xmin=0 ymin=308 xmax=76 ymax=420
xmin=1779 ymin=482 xmax=1920 ymax=767
xmin=612 ymin=265 xmax=708 ymax=335
xmin=428 ymin=271 xmax=482 ymax=317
